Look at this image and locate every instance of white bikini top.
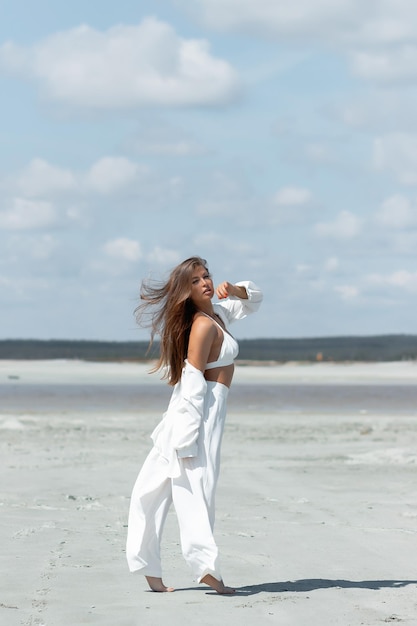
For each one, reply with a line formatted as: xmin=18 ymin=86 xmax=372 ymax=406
xmin=202 ymin=312 xmax=239 ymax=370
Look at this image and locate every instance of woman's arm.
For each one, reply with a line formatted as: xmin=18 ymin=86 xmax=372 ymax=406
xmin=216 ymin=281 xmax=248 ymax=300
xmin=187 ymin=315 xmax=217 ymax=372
xmin=214 ymin=280 xmax=263 ymax=325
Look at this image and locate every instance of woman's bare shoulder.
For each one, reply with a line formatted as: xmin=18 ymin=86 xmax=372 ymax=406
xmin=192 ymin=312 xmax=215 ymax=331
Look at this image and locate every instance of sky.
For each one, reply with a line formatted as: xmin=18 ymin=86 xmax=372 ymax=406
xmin=1 ymin=0 xmax=417 ymax=342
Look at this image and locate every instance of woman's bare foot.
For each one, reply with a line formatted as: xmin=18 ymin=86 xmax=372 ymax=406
xmin=200 ymin=574 xmax=235 ymax=594
xmin=145 ymin=576 xmax=174 ymax=592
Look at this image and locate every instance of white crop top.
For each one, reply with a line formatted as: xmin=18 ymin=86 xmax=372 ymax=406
xmin=202 ymin=312 xmax=239 ymax=370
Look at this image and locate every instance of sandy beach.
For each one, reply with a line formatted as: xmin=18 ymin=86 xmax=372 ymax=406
xmin=1 ymin=360 xmax=417 ymax=625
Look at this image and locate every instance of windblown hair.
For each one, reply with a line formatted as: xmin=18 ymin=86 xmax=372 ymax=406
xmin=135 ymin=256 xmax=209 ymax=385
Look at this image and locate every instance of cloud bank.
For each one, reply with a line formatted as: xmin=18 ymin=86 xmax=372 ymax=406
xmin=0 ymin=17 xmax=240 ymax=108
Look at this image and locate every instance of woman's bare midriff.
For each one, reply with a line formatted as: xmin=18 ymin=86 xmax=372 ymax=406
xmin=204 ymin=363 xmax=234 ymax=388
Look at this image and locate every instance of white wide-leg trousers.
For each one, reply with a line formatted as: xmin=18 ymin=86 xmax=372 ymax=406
xmin=126 ymin=381 xmax=229 ymax=583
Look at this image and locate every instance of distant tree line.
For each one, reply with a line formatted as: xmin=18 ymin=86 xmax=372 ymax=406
xmin=238 ymin=335 xmax=417 ymax=362
xmin=1 ymin=335 xmax=417 ymax=362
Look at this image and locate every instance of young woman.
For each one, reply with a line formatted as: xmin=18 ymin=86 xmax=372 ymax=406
xmin=126 ymin=256 xmax=262 ymax=594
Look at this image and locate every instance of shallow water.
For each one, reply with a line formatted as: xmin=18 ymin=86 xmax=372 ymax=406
xmin=2 ymin=381 xmax=417 ymax=415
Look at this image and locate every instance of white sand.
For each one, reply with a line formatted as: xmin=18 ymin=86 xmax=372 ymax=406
xmin=1 ymin=361 xmax=417 ymax=625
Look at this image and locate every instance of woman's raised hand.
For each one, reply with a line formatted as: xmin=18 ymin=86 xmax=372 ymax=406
xmin=215 ymin=281 xmax=232 ymax=300
xmin=215 ymin=282 xmax=248 ymax=300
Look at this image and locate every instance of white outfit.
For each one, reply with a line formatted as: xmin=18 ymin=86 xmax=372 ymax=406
xmin=126 ymin=281 xmax=262 ymax=582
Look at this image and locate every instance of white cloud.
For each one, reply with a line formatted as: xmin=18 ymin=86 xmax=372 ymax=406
xmin=168 ymin=176 xmax=184 ymax=189
xmin=128 ymin=126 xmax=207 ymax=156
xmin=65 ymin=204 xmax=90 ymax=226
xmin=373 ymin=133 xmax=417 ymax=185
xmin=367 ymin=270 xmax=417 ymax=293
xmin=375 ymin=194 xmax=417 ymax=229
xmin=273 ymin=186 xmax=312 ymax=206
xmin=0 ymin=273 xmax=50 ymax=300
xmin=7 ymin=156 xmax=152 ymax=199
xmin=295 ymin=263 xmax=313 ymax=275
xmin=17 ymin=158 xmax=76 ymax=197
xmin=85 ymin=157 xmax=145 ymax=194
xmin=181 ymin=0 xmax=417 ymax=87
xmin=339 ymin=91 xmax=417 ymax=133
xmin=197 ymin=199 xmax=236 ymax=216
xmin=197 ymin=197 xmax=258 ymax=217
xmin=350 ymin=45 xmax=417 ymax=84
xmin=147 ymin=246 xmax=181 ymax=266
xmin=315 ymin=210 xmax=361 ymax=239
xmin=335 ymin=284 xmax=359 ymax=300
xmin=346 ymin=6 xmax=415 ymax=46
xmin=30 ymin=234 xmax=58 ymax=259
xmin=389 ymin=231 xmax=417 ymax=255
xmin=0 ymin=275 xmax=13 ymax=288
xmin=0 ymin=197 xmax=56 ymax=230
xmin=270 ymin=186 xmax=314 ymax=225
xmin=192 ymin=232 xmax=256 ymax=258
xmin=4 ymin=233 xmax=59 ymax=261
xmin=195 ymin=172 xmax=257 ymax=218
xmin=182 ymin=0 xmax=417 ymax=45
xmin=304 ymin=142 xmax=336 ymax=164
xmin=324 ymin=257 xmax=340 ymax=272
xmin=103 ymin=238 xmax=142 ymax=262
xmin=141 ymin=140 xmax=205 ymax=156
xmin=182 ymin=0 xmax=361 ymax=39
xmin=0 ymin=18 xmax=240 ymax=108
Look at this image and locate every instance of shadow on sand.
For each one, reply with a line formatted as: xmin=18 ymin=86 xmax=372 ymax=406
xmin=172 ymin=578 xmax=417 ymax=596
xmin=235 ymin=579 xmax=417 ymax=596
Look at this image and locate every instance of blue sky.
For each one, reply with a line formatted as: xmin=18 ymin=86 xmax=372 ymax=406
xmin=1 ymin=0 xmax=417 ymax=341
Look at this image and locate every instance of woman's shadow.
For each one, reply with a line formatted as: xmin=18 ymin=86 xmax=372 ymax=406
xmin=235 ymin=578 xmax=417 ymax=596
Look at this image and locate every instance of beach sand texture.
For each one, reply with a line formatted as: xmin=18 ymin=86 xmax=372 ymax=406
xmin=1 ymin=360 xmax=417 ymax=625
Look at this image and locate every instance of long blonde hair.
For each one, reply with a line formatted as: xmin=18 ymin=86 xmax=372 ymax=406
xmin=135 ymin=256 xmax=209 ymax=385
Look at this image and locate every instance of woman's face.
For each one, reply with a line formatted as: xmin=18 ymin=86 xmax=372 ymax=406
xmin=189 ymin=265 xmax=214 ymax=306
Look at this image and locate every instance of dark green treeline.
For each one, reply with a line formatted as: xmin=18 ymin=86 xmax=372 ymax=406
xmin=1 ymin=335 xmax=417 ymax=362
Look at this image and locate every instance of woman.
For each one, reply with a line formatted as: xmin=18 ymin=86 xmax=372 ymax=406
xmin=126 ymin=256 xmax=262 ymax=594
